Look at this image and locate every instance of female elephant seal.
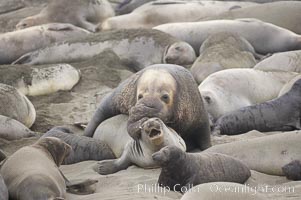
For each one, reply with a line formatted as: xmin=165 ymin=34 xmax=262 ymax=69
xmin=198 ymin=68 xmax=298 ymax=120
xmin=13 ymin=29 xmax=196 ymax=71
xmin=0 ymin=137 xmax=71 ymax=200
xmin=213 ymin=78 xmax=301 ymax=135
xmin=0 ymin=83 xmax=36 ymax=128
xmin=16 ymin=0 xmax=115 ymax=32
xmin=42 ymin=126 xmax=115 ymax=165
xmin=102 ymin=0 xmax=257 ymax=30
xmin=191 ymin=32 xmax=257 ymax=84
xmin=0 ymin=23 xmax=90 ymax=64
xmin=154 ymin=18 xmax=301 ymax=55
xmin=205 ymin=131 xmax=301 ymax=176
xmin=152 ymin=146 xmax=251 ymax=192
xmin=0 ymin=64 xmax=81 ymax=96
xmin=93 ymin=116 xmax=186 ymax=174
xmin=85 ymin=64 xmax=211 ymax=151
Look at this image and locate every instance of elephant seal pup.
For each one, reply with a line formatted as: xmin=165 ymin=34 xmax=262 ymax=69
xmin=0 ymin=64 xmax=81 ymax=96
xmin=93 ymin=116 xmax=186 ymax=174
xmin=254 ymin=50 xmax=301 ymax=73
xmin=0 ymin=115 xmax=36 ymax=141
xmin=152 ymin=146 xmax=251 ymax=192
xmin=180 ymin=182 xmax=265 ymax=200
xmin=0 ymin=175 xmax=8 ymax=200
xmin=42 ymin=126 xmax=115 ymax=165
xmin=16 ymin=0 xmax=115 ymax=32
xmin=0 ymin=23 xmax=89 ymax=64
xmin=0 ymin=83 xmax=36 ymax=128
xmin=198 ymin=68 xmax=298 ymax=120
xmin=85 ymin=64 xmax=211 ymax=151
xmin=205 ymin=131 xmax=301 ymax=175
xmin=13 ymin=29 xmax=196 ymax=71
xmin=102 ymin=0 xmax=257 ymax=30
xmin=213 ymin=78 xmax=301 ymax=135
xmin=154 ymin=18 xmax=301 ymax=55
xmin=0 ymin=137 xmax=71 ymax=200
xmin=282 ymin=160 xmax=301 ymax=181
xmin=191 ymin=32 xmax=257 ymax=84
xmin=203 ymin=1 xmax=301 ymax=35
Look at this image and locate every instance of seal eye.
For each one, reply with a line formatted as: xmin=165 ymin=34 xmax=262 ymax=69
xmin=161 ymin=94 xmax=170 ymax=103
xmin=138 ymin=94 xmax=143 ymax=100
xmin=175 ymin=46 xmax=181 ymax=51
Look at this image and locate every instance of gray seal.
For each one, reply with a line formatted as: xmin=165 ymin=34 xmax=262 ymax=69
xmin=152 ymin=145 xmax=251 ymax=192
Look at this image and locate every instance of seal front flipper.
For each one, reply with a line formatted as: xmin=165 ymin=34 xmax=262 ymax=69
xmin=66 ymin=179 xmax=98 ymax=195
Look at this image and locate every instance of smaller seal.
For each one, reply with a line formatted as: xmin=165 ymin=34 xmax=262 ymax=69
xmin=152 ymin=145 xmax=251 ymax=192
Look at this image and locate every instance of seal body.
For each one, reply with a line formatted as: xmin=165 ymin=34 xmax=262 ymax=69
xmin=0 ymin=23 xmax=90 ymax=64
xmin=153 ymin=146 xmax=251 ymax=192
xmin=43 ymin=126 xmax=115 ymax=164
xmin=205 ymin=131 xmax=301 ymax=175
xmin=85 ymin=64 xmax=211 ymax=151
xmin=16 ymin=0 xmax=115 ymax=32
xmin=198 ymin=68 xmax=298 ymax=120
xmin=102 ymin=0 xmax=257 ymax=30
xmin=0 ymin=83 xmax=36 ymax=128
xmin=13 ymin=29 xmax=196 ymax=71
xmin=191 ymin=32 xmax=257 ymax=84
xmin=93 ymin=116 xmax=186 ymax=174
xmin=214 ymin=78 xmax=301 ymax=135
xmin=154 ymin=18 xmax=301 ymax=54
xmin=0 ymin=137 xmax=71 ymax=200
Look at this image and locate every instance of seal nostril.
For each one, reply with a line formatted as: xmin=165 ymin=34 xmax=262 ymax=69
xmin=149 ymin=129 xmax=161 ymax=138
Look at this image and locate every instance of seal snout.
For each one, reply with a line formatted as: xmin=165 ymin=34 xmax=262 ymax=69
xmin=149 ymin=128 xmax=161 ymax=138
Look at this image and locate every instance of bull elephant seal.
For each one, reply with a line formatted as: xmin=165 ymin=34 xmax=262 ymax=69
xmin=152 ymin=146 xmax=251 ymax=192
xmin=93 ymin=116 xmax=186 ymax=174
xmin=42 ymin=126 xmax=115 ymax=164
xmin=13 ymin=29 xmax=196 ymax=71
xmin=0 ymin=175 xmax=8 ymax=200
xmin=102 ymin=0 xmax=257 ymax=30
xmin=0 ymin=23 xmax=90 ymax=64
xmin=154 ymin=18 xmax=301 ymax=55
xmin=0 ymin=83 xmax=36 ymax=128
xmin=191 ymin=32 xmax=257 ymax=84
xmin=198 ymin=68 xmax=298 ymax=120
xmin=16 ymin=0 xmax=115 ymax=32
xmin=254 ymin=50 xmax=301 ymax=73
xmin=205 ymin=131 xmax=301 ymax=175
xmin=0 ymin=64 xmax=81 ymax=96
xmin=85 ymin=64 xmax=211 ymax=151
xmin=0 ymin=115 xmax=36 ymax=141
xmin=0 ymin=137 xmax=71 ymax=200
xmin=180 ymin=182 xmax=265 ymax=200
xmin=213 ymin=78 xmax=301 ymax=135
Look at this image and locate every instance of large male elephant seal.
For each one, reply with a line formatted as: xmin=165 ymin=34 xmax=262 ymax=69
xmin=102 ymin=0 xmax=257 ymax=30
xmin=198 ymin=68 xmax=298 ymax=120
xmin=13 ymin=29 xmax=196 ymax=71
xmin=205 ymin=131 xmax=301 ymax=175
xmin=0 ymin=137 xmax=71 ymax=200
xmin=16 ymin=0 xmax=115 ymax=32
xmin=0 ymin=64 xmax=81 ymax=96
xmin=93 ymin=115 xmax=186 ymax=174
xmin=154 ymin=18 xmax=301 ymax=55
xmin=152 ymin=145 xmax=251 ymax=192
xmin=0 ymin=23 xmax=89 ymax=64
xmin=203 ymin=1 xmax=301 ymax=34
xmin=86 ymin=64 xmax=211 ymax=151
xmin=42 ymin=126 xmax=115 ymax=164
xmin=0 ymin=83 xmax=36 ymax=128
xmin=191 ymin=32 xmax=257 ymax=84
xmin=213 ymin=78 xmax=301 ymax=135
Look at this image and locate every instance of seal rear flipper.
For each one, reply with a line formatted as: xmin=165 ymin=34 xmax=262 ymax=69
xmin=66 ymin=179 xmax=98 ymax=195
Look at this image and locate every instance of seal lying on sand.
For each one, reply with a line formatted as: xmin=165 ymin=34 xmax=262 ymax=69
xmin=13 ymin=29 xmax=196 ymax=71
xmin=154 ymin=18 xmax=301 ymax=55
xmin=85 ymin=64 xmax=211 ymax=151
xmin=42 ymin=126 xmax=115 ymax=164
xmin=16 ymin=0 xmax=115 ymax=32
xmin=153 ymin=146 xmax=251 ymax=192
xmin=213 ymin=78 xmax=301 ymax=135
xmin=93 ymin=116 xmax=186 ymax=174
xmin=0 ymin=83 xmax=36 ymax=128
xmin=0 ymin=23 xmax=89 ymax=64
xmin=205 ymin=131 xmax=301 ymax=176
